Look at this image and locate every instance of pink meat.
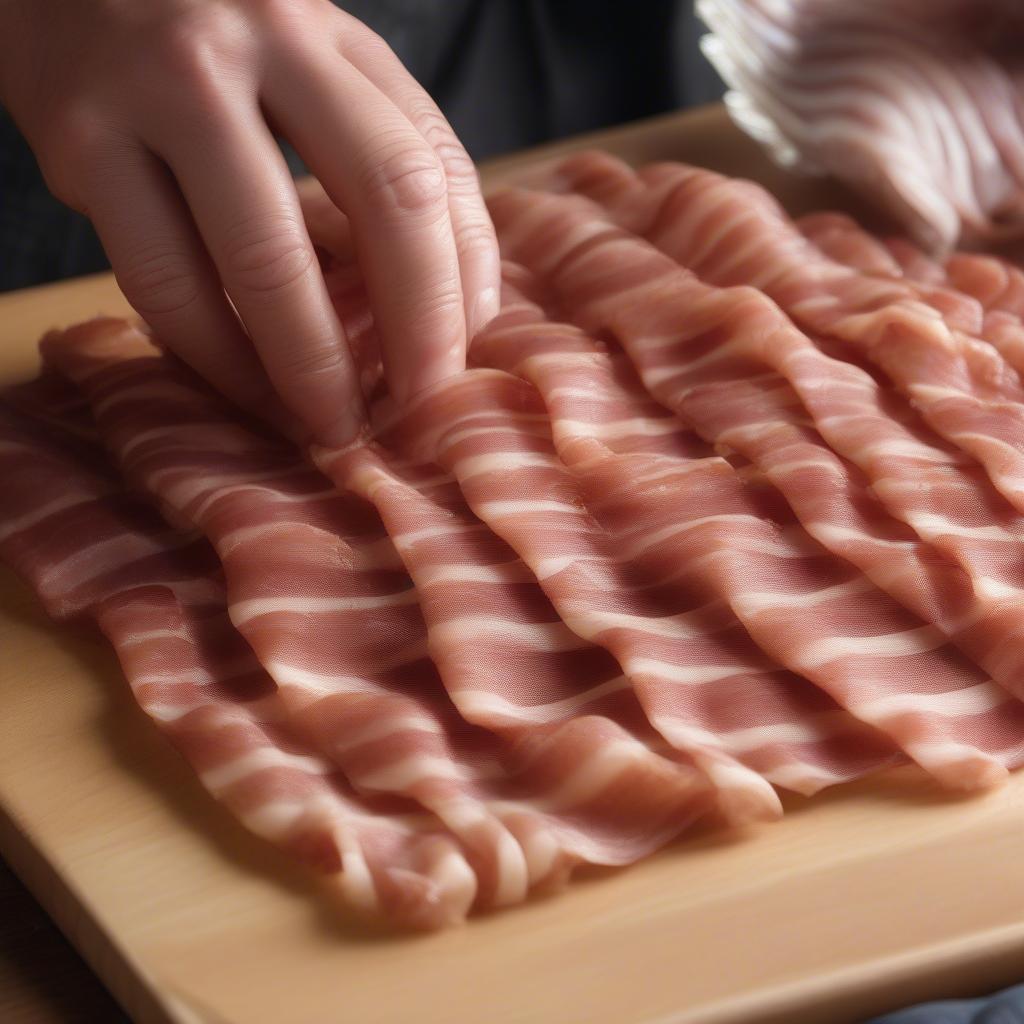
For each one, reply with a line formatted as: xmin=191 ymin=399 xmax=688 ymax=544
xmin=0 ymin=395 xmax=476 ymax=929
xmin=41 ymin=319 xmax=717 ymax=908
xmin=464 ymin=266 xmax=900 ymax=795
xmin=487 ymin=174 xmax=1024 ymax=786
xmin=536 ymin=159 xmax=1024 ymax=696
xmin=699 ymin=0 xmax=1024 ymax=251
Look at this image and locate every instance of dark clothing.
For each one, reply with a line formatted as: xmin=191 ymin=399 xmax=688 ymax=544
xmin=0 ymin=0 xmax=722 ymax=291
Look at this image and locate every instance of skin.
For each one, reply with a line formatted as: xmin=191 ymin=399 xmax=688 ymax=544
xmin=0 ymin=0 xmax=501 ymax=443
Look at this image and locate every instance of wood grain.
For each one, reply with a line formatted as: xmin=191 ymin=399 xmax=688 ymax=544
xmin=2 ymin=105 xmax=1023 ymax=1024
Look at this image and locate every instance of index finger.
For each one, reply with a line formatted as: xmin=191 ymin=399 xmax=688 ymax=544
xmin=153 ymin=103 xmax=365 ymax=446
xmin=266 ymin=51 xmax=468 ymax=405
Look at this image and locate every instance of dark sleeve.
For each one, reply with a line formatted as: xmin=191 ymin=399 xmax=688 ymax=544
xmin=865 ymin=983 xmax=1024 ymax=1024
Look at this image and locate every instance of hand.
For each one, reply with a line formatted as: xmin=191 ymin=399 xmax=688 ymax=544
xmin=0 ymin=0 xmax=501 ymax=443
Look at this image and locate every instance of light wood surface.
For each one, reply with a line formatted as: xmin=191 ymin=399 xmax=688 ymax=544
xmin=2 ymin=105 xmax=1023 ymax=1024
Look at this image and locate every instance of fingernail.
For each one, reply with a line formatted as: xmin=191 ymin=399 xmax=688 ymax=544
xmin=470 ymin=285 xmax=500 ymax=337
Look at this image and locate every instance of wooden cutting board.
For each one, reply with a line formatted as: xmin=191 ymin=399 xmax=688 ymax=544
xmin=2 ymin=105 xmax=1023 ymax=1024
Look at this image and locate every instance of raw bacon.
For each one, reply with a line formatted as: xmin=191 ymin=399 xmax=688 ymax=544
xmin=39 ymin=318 xmax=719 ymax=914
xmin=488 ymin=170 xmax=1024 ymax=783
xmin=699 ymin=0 xmax=1024 ymax=251
xmin=6 ymin=150 xmax=1024 ymax=930
xmin=0 ymin=391 xmax=477 ymax=929
xmin=533 ymin=155 xmax=1024 ymax=696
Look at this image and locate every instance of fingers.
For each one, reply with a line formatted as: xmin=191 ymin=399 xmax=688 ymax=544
xmin=266 ymin=50 xmax=468 ymax=404
xmin=81 ymin=143 xmax=294 ymax=427
xmin=336 ymin=22 xmax=501 ymax=338
xmin=153 ymin=103 xmax=365 ymax=445
xmin=296 ymin=176 xmax=356 ymax=265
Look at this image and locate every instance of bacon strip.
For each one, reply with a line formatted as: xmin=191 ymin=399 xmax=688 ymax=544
xmin=536 ymin=154 xmax=1024 ymax=697
xmin=488 ymin=172 xmax=1024 ymax=786
xmin=41 ymin=319 xmax=718 ymax=910
xmin=699 ymin=0 xmax=1024 ymax=251
xmin=0 ymin=392 xmax=477 ymax=929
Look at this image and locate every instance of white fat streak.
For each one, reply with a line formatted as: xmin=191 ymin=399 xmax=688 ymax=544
xmin=330 ymin=713 xmax=444 ymax=755
xmin=433 ymin=804 xmax=527 ymax=906
xmin=414 ymin=560 xmax=525 ymax=587
xmin=442 ymin=417 xmax=552 ymax=450
xmin=561 ymin=606 xmax=726 ymax=642
xmin=556 ymin=416 xmax=687 ymax=440
xmin=534 ymin=554 xmax=580 ymax=579
xmin=232 ymin=589 xmax=417 ymax=625
xmin=767 ymin=761 xmax=852 ymax=791
xmin=141 ymin=692 xmax=282 ymax=725
xmin=899 ymin=511 xmax=1024 ymax=542
xmin=476 ymin=499 xmax=583 ymax=518
xmin=626 ymin=460 xmax=720 ymax=489
xmin=40 ymin=532 xmax=184 ymax=590
xmin=857 ymin=681 xmax=1009 ymax=718
xmin=432 ymin=615 xmax=588 ymax=652
xmin=619 ymin=512 xmax=765 ymax=556
xmin=909 ymin=383 xmax=972 ymax=403
xmin=143 ymin=702 xmax=194 ymax=722
xmin=189 ymin=482 xmax=338 ymax=522
xmin=518 ymin=739 xmax=667 ymax=813
xmin=0 ymin=493 xmax=104 ymax=543
xmin=266 ymin=653 xmax=429 ymax=700
xmin=394 ymin=523 xmax=491 ymax=548
xmin=944 ymin=431 xmax=1024 ymax=467
xmin=271 ymin=665 xmax=390 ymax=700
xmin=91 ymin=380 xmax=195 ymax=416
xmin=131 ymin=656 xmax=259 ymax=690
xmin=731 ymin=577 xmax=877 ymax=616
xmin=453 ymin=452 xmax=559 ymax=477
xmin=358 ymin=753 xmax=504 ymax=790
xmin=797 ymin=626 xmax=946 ymax=668
xmin=544 ymin=384 xmax=606 ymax=402
xmin=145 ymin=462 xmax=311 ymax=494
xmin=974 ymin=577 xmax=1024 ymax=601
xmin=166 ymin=578 xmax=225 ymax=605
xmin=423 ymin=846 xmax=480 ymax=918
xmin=241 ymin=799 xmax=307 ymax=837
xmin=856 ymin=437 xmax=965 ymax=464
xmin=715 ymin=418 xmax=809 ymax=447
xmin=901 ymin=740 xmax=1003 ymax=776
xmin=201 ymin=746 xmax=333 ymax=790
xmin=641 ymin=363 xmax=687 ymax=387
xmin=627 ymin=657 xmax=760 ymax=685
xmin=766 ymin=455 xmax=846 ymax=478
xmin=118 ymin=422 xmax=232 ymax=460
xmin=661 ymin=710 xmax=851 ymax=755
xmin=119 ymin=627 xmax=189 ymax=650
xmin=456 ymin=675 xmax=629 ymax=724
xmin=809 ymin=522 xmax=920 ymax=550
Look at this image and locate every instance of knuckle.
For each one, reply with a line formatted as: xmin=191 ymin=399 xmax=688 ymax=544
xmin=340 ymin=31 xmax=397 ymax=71
xmin=54 ymin=103 xmax=108 ymax=164
xmin=250 ymin=0 xmax=311 ymax=43
xmin=454 ymin=219 xmax=498 ymax=261
xmin=152 ymin=8 xmax=242 ymax=110
xmin=434 ymin=139 xmax=478 ymax=189
xmin=40 ymin=105 xmax=121 ymax=210
xmin=220 ymin=215 xmax=315 ymax=295
xmin=117 ymin=244 xmax=201 ymax=318
xmin=360 ymin=139 xmax=448 ymax=216
xmin=400 ymin=285 xmax=464 ymax=325
xmin=284 ymin=342 xmax=345 ymax=381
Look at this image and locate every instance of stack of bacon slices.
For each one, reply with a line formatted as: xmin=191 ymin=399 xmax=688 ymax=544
xmin=4 ymin=151 xmax=1024 ymax=930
